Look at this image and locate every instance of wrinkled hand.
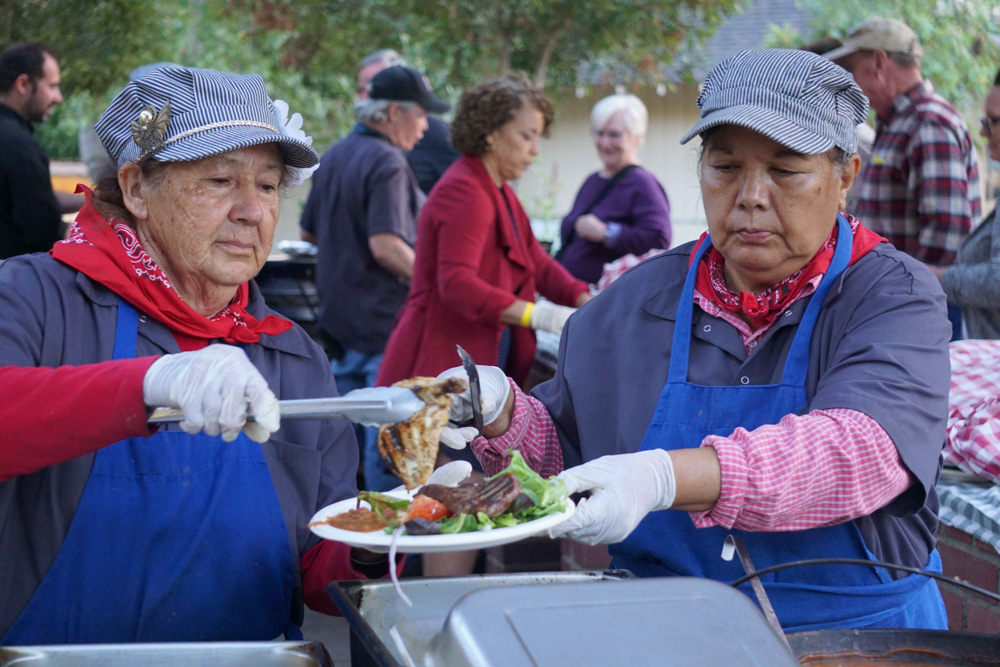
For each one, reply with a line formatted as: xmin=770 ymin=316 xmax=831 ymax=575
xmin=530 ymin=301 xmax=576 ymax=336
xmin=435 ymin=365 xmax=511 ymax=449
xmin=574 ymin=213 xmax=607 ymax=242
xmin=143 ymin=344 xmax=280 ymax=443
xmin=548 ymin=450 xmax=676 ymax=545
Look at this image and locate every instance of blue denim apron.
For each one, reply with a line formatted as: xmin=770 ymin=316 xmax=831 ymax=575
xmin=610 ymin=215 xmax=947 ymax=631
xmin=3 ymin=299 xmax=300 ymax=644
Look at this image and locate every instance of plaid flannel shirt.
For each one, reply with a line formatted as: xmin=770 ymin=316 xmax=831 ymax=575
xmin=852 ymin=80 xmax=980 ymax=266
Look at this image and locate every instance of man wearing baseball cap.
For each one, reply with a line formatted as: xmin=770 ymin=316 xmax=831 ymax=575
xmin=355 ymin=49 xmax=459 ymax=194
xmin=825 ymin=17 xmax=980 ymax=340
xmin=300 ymin=65 xmax=450 ymax=490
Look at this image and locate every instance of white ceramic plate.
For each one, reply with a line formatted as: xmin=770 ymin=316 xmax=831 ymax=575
xmin=308 ymin=492 xmax=575 ymax=554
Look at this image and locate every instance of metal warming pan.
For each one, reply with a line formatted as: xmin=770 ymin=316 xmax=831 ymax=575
xmin=0 ymin=641 xmax=332 ymax=666
xmin=789 ymin=628 xmax=1000 ymax=665
xmin=329 ymin=571 xmax=800 ymax=666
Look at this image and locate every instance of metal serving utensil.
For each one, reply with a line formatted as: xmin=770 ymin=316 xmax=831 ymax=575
xmin=148 ymin=386 xmax=426 ymax=427
xmin=722 ymin=535 xmax=792 ymax=652
xmin=455 ymin=345 xmax=484 ymax=436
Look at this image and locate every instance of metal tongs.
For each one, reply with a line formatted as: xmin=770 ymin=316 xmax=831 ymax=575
xmin=148 ymin=386 xmax=426 ymax=427
xmin=451 ymin=345 xmax=484 ymax=436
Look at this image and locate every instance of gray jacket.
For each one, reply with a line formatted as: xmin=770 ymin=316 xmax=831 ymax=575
xmin=0 ymin=253 xmax=359 ymax=637
xmin=943 ymin=208 xmax=1000 ymax=339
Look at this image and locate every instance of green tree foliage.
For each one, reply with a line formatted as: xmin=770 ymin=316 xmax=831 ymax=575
xmin=8 ymin=0 xmax=741 ymax=156
xmin=772 ymin=0 xmax=1000 ymax=112
xmin=240 ymin=0 xmax=740 ymax=90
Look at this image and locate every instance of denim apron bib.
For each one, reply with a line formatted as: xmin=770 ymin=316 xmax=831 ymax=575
xmin=3 ymin=299 xmax=300 ymax=644
xmin=610 ymin=215 xmax=947 ymax=631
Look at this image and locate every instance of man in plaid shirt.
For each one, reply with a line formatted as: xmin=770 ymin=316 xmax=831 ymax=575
xmin=825 ymin=17 xmax=981 ymax=270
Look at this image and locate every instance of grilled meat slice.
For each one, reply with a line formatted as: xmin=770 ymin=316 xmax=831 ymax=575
xmin=377 ymin=376 xmax=468 ymax=490
xmin=419 ymin=473 xmax=523 ymax=518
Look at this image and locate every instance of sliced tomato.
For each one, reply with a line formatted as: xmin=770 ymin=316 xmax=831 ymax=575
xmin=406 ymin=494 xmax=451 ymax=522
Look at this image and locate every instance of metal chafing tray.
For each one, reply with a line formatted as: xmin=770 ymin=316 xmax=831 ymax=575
xmin=0 ymin=640 xmax=332 ymax=666
xmin=329 ymin=570 xmax=633 ymax=667
xmin=330 ymin=571 xmax=798 ymax=667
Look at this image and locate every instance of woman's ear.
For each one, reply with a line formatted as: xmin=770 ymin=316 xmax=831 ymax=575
xmin=118 ymin=163 xmax=149 ymax=221
xmin=838 ymin=153 xmax=862 ymax=211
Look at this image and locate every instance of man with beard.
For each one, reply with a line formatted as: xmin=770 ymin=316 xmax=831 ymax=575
xmin=0 ymin=43 xmax=75 ymax=259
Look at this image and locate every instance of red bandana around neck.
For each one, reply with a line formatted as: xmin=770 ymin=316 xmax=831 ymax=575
xmin=51 ymin=187 xmax=293 ymax=344
xmin=690 ymin=214 xmax=886 ymax=329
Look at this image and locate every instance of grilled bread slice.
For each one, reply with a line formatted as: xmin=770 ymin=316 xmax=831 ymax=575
xmin=377 ymin=376 xmax=468 ymax=490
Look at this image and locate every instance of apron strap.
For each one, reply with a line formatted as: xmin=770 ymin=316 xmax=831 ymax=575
xmin=668 ymin=214 xmax=853 ymax=386
xmin=781 ymin=213 xmax=852 ymax=386
xmin=667 ymin=237 xmax=712 ymax=382
xmin=113 ymin=299 xmax=140 ymax=361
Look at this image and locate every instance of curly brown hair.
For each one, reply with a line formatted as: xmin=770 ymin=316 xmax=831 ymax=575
xmin=450 ymin=77 xmax=554 ymax=156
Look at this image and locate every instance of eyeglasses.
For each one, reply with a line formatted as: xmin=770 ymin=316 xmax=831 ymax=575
xmin=592 ymin=129 xmax=626 ymax=141
xmin=981 ymin=115 xmax=1000 ymax=137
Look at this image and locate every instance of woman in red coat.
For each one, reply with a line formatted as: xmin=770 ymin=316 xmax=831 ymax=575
xmin=378 ymin=78 xmax=590 ymax=390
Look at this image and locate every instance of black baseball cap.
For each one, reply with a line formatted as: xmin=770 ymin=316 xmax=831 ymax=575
xmin=368 ymin=65 xmax=450 ymax=114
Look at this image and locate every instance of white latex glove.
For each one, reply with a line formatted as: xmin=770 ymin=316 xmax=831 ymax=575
xmin=143 ymin=344 xmax=280 ymax=443
xmin=435 ymin=365 xmax=511 ymax=450
xmin=386 ymin=460 xmax=474 ymax=497
xmin=530 ymin=301 xmax=576 ymax=336
xmin=548 ymin=450 xmax=676 ymax=545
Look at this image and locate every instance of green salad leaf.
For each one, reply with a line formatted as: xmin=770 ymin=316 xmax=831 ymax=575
xmin=368 ymin=450 xmax=570 ymax=535
xmin=492 ymin=449 xmax=569 ymax=511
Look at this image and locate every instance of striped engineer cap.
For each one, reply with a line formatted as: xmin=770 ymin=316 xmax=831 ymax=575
xmin=95 ymin=66 xmax=319 ymax=170
xmin=680 ymin=49 xmax=869 ymax=155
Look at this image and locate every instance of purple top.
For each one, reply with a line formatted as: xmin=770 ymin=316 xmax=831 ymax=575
xmin=558 ymin=166 xmax=671 ymax=283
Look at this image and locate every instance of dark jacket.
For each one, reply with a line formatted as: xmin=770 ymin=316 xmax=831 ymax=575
xmin=0 ymin=104 xmax=64 ymax=259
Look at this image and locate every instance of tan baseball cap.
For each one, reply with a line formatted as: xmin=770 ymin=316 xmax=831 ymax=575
xmin=822 ymin=16 xmax=922 ymax=62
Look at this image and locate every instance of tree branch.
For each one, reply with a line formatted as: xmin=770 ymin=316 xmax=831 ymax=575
xmin=533 ymin=25 xmax=565 ymax=89
xmin=497 ymin=36 xmax=511 ymax=75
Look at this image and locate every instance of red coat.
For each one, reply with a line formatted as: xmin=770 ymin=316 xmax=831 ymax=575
xmin=377 ymin=156 xmax=588 ymax=386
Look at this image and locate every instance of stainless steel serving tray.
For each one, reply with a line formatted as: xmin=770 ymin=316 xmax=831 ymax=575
xmin=329 ymin=570 xmax=633 ymax=667
xmin=0 ymin=640 xmax=332 ymax=666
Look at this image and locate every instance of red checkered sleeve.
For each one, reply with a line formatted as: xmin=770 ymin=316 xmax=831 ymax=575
xmin=910 ymin=121 xmax=978 ymax=265
xmin=470 ymin=378 xmax=564 ymax=477
xmin=691 ymin=408 xmax=910 ymax=531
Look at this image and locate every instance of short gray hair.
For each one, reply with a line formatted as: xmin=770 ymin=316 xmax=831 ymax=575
xmin=358 ymin=49 xmax=406 ymax=72
xmin=887 ymin=51 xmax=920 ymax=69
xmin=591 ymin=94 xmax=648 ymax=138
xmin=354 ymin=98 xmax=418 ymax=124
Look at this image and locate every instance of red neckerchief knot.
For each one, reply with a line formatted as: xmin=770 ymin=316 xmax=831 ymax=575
xmin=690 ymin=214 xmax=886 ymax=329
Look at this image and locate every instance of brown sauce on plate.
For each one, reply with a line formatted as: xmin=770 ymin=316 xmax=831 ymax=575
xmin=310 ymin=508 xmax=386 ymax=533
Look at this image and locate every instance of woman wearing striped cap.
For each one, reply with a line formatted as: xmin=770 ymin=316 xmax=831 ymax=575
xmin=439 ymin=49 xmax=952 ymax=631
xmin=0 ymin=66 xmax=388 ymax=644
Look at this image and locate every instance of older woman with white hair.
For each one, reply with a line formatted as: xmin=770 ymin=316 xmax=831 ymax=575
xmin=557 ymin=93 xmax=671 ymax=283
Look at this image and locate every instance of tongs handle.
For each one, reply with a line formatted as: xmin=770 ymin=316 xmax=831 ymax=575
xmin=454 ymin=345 xmax=484 ymax=436
xmin=148 ymin=387 xmax=425 ymax=426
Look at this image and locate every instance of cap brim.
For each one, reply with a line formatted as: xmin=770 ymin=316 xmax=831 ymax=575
xmin=154 ymin=124 xmax=319 ymax=168
xmin=679 ymin=105 xmax=836 ymax=155
xmin=821 ymin=44 xmax=860 ymax=62
xmin=419 ymin=94 xmax=451 ymax=114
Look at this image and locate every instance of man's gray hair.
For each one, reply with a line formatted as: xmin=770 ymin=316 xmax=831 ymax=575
xmin=887 ymin=51 xmax=921 ymax=70
xmin=358 ymin=49 xmax=406 ymax=72
xmin=354 ymin=98 xmax=418 ymax=124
